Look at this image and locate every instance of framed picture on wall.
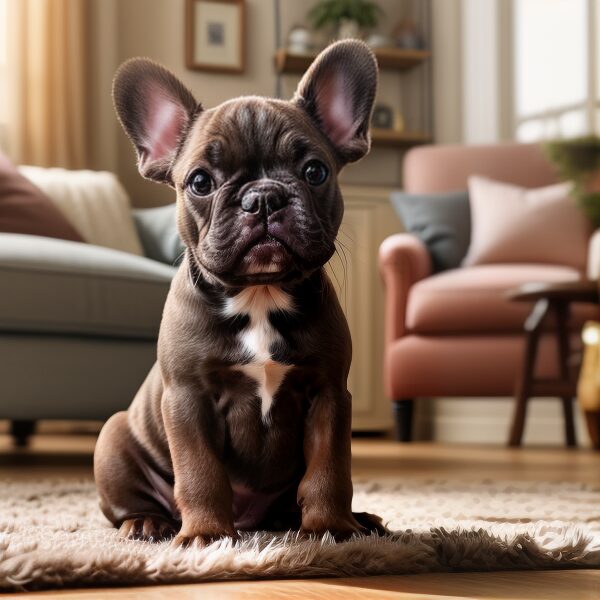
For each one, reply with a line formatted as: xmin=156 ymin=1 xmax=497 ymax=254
xmin=186 ymin=0 xmax=245 ymax=73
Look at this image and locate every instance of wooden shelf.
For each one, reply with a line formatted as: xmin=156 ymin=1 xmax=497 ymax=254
xmin=274 ymin=47 xmax=430 ymax=74
xmin=370 ymin=128 xmax=431 ymax=148
xmin=371 ymin=47 xmax=431 ymax=70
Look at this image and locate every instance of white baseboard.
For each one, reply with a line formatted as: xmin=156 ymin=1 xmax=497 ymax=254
xmin=415 ymin=397 xmax=592 ymax=446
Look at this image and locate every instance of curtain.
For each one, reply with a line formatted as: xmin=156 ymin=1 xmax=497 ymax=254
xmin=7 ymin=0 xmax=91 ymax=168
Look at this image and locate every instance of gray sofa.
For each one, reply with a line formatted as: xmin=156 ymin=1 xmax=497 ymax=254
xmin=0 ymin=170 xmax=179 ymax=445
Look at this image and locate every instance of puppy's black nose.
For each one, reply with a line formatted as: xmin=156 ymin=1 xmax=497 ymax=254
xmin=241 ymin=188 xmax=288 ymax=215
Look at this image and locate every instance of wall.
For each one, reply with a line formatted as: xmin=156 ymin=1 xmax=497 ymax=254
xmin=430 ymin=0 xmax=462 ymax=143
xmin=90 ymin=0 xmax=440 ymax=206
xmin=89 ymin=0 xmax=119 ymax=174
xmin=461 ymin=0 xmax=500 ymax=143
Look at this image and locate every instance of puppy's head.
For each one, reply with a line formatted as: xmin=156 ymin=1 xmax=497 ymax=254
xmin=113 ymin=41 xmax=378 ymax=287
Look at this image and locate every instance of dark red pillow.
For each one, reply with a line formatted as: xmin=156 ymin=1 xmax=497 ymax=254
xmin=0 ymin=152 xmax=84 ymax=242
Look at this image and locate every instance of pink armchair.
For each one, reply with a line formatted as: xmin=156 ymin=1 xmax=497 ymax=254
xmin=380 ymin=143 xmax=599 ymax=441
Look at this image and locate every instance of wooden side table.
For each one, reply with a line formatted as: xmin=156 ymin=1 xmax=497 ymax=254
xmin=507 ymin=280 xmax=599 ymax=447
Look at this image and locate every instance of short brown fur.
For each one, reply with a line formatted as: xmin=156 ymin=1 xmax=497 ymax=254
xmin=94 ymin=41 xmax=385 ymax=546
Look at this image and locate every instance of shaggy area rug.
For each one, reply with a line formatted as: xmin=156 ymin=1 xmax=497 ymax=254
xmin=1 ymin=477 xmax=599 ymax=591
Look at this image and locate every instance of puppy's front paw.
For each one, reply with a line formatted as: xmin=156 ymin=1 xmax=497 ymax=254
xmin=352 ymin=511 xmax=389 ymax=535
xmin=171 ymin=525 xmax=238 ymax=549
xmin=118 ymin=516 xmax=175 ymax=542
xmin=300 ymin=512 xmax=366 ymax=541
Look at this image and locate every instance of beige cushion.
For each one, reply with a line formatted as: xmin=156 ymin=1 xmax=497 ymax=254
xmin=464 ymin=176 xmax=591 ymax=271
xmin=18 ymin=166 xmax=144 ymax=256
xmin=0 ymin=233 xmax=175 ymax=339
xmin=406 ymin=264 xmax=598 ymax=334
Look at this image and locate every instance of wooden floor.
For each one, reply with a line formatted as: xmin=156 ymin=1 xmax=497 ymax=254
xmin=1 ymin=433 xmax=599 ymax=599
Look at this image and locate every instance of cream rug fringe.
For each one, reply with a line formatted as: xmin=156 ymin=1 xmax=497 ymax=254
xmin=1 ymin=478 xmax=599 ymax=591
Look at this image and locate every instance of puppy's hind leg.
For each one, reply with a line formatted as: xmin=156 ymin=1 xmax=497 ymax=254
xmin=94 ymin=411 xmax=177 ymax=542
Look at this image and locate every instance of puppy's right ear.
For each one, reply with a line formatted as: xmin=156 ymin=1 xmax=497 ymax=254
xmin=293 ymin=40 xmax=378 ymax=164
xmin=113 ymin=58 xmax=199 ymax=184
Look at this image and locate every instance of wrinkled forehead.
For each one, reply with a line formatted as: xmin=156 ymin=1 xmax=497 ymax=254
xmin=172 ymin=97 xmax=334 ymax=181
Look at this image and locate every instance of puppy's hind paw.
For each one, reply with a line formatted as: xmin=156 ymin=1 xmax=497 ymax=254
xmin=118 ymin=516 xmax=176 ymax=543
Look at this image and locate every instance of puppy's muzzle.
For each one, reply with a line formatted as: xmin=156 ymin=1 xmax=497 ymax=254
xmin=241 ymin=182 xmax=288 ymax=216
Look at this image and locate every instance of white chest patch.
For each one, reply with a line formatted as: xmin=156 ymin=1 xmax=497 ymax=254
xmin=223 ymin=285 xmax=294 ymax=420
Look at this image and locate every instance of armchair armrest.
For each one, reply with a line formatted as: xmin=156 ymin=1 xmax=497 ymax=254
xmin=379 ymin=233 xmax=432 ymax=344
xmin=588 ymin=228 xmax=600 ymax=280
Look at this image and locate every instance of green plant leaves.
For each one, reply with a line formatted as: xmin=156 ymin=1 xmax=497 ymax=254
xmin=544 ymin=136 xmax=600 ymax=226
xmin=308 ymin=0 xmax=383 ymax=30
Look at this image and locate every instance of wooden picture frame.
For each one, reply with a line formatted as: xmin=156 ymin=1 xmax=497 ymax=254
xmin=186 ymin=0 xmax=245 ymax=73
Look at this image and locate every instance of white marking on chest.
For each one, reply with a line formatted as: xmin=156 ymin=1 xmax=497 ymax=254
xmin=223 ymin=285 xmax=294 ymax=421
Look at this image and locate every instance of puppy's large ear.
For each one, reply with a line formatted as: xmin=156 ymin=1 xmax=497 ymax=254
xmin=293 ymin=40 xmax=378 ymax=163
xmin=113 ymin=58 xmax=199 ymax=184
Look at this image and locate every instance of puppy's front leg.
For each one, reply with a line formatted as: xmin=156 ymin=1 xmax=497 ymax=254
xmin=162 ymin=384 xmax=236 ymax=547
xmin=298 ymin=388 xmax=365 ymax=540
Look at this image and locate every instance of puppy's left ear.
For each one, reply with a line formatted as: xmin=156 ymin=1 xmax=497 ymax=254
xmin=113 ymin=58 xmax=199 ymax=185
xmin=293 ymin=40 xmax=378 ymax=163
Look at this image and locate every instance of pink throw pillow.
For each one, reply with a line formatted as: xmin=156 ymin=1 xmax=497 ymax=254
xmin=0 ymin=152 xmax=84 ymax=242
xmin=463 ymin=175 xmax=591 ymax=271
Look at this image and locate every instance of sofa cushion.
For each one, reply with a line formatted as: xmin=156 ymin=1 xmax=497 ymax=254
xmin=133 ymin=203 xmax=185 ymax=265
xmin=406 ymin=264 xmax=598 ymax=334
xmin=0 ymin=152 xmax=84 ymax=243
xmin=0 ymin=233 xmax=176 ymax=340
xmin=19 ymin=165 xmax=144 ymax=256
xmin=464 ymin=176 xmax=591 ymax=271
xmin=390 ymin=190 xmax=471 ymax=272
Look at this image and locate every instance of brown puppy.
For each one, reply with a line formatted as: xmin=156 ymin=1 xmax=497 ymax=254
xmin=94 ymin=40 xmax=385 ymax=546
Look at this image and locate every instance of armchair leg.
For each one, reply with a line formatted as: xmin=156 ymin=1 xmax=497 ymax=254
xmin=393 ymin=399 xmax=414 ymax=442
xmin=561 ymin=396 xmax=577 ymax=448
xmin=10 ymin=420 xmax=36 ymax=447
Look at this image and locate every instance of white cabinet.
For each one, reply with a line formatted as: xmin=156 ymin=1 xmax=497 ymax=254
xmin=326 ymin=186 xmax=401 ymax=432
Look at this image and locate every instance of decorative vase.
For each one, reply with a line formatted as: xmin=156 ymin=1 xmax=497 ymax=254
xmin=577 ymin=321 xmax=600 ymax=450
xmin=365 ymin=33 xmax=392 ymax=49
xmin=337 ymin=18 xmax=361 ymax=40
xmin=586 ymin=411 xmax=600 ymax=448
xmin=287 ymin=25 xmax=315 ymax=55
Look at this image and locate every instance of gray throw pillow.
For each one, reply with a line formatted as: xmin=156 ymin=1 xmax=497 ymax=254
xmin=132 ymin=204 xmax=185 ymax=266
xmin=390 ymin=191 xmax=471 ymax=272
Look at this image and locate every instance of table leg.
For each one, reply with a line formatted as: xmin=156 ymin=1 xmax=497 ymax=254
xmin=509 ymin=298 xmax=549 ymax=447
xmin=555 ymin=301 xmax=577 ymax=447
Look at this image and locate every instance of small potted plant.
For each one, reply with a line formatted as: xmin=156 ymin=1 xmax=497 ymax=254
xmin=545 ymin=136 xmax=600 ymax=226
xmin=546 ymin=136 xmax=600 ymax=449
xmin=308 ymin=0 xmax=383 ymax=40
xmin=578 ymin=322 xmax=600 ymax=450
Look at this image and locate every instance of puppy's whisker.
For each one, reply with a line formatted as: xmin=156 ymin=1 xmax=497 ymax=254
xmin=334 ymin=241 xmax=349 ymax=310
xmin=335 ymin=237 xmax=352 ymax=256
xmin=338 ymin=225 xmax=355 ymax=244
xmin=173 ymin=249 xmax=186 ymax=267
xmin=333 ymin=248 xmax=345 ymax=308
xmin=329 ymin=252 xmax=344 ymax=299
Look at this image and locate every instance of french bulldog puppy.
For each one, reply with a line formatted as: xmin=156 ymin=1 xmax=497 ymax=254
xmin=94 ymin=40 xmax=385 ymax=546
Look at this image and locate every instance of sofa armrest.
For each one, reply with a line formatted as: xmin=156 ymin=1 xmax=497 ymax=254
xmin=379 ymin=233 xmax=432 ymax=344
xmin=588 ymin=228 xmax=600 ymax=279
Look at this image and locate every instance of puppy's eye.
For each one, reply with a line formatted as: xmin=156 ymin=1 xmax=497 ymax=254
xmin=187 ymin=169 xmax=213 ymax=196
xmin=303 ymin=160 xmax=329 ymax=186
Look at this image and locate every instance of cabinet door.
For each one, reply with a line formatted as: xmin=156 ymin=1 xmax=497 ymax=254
xmin=326 ymin=190 xmax=401 ymax=431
